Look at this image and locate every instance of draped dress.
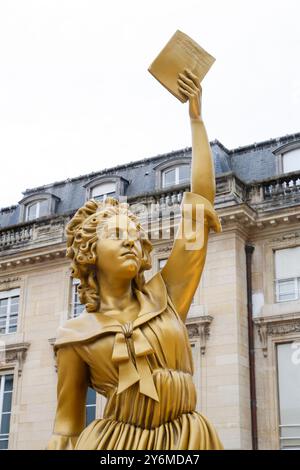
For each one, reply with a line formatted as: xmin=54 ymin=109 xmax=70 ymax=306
xmin=48 ymin=192 xmax=223 ymax=450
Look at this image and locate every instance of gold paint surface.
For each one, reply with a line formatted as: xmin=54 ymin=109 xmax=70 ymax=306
xmin=148 ymin=30 xmax=215 ymax=102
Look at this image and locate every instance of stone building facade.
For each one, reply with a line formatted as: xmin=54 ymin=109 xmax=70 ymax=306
xmin=0 ymin=132 xmax=300 ymax=450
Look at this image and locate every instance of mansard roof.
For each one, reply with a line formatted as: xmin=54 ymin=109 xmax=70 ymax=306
xmin=1 ymin=131 xmax=299 ymax=228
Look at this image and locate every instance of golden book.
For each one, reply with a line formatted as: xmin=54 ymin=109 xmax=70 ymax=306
xmin=148 ymin=30 xmax=215 ymax=102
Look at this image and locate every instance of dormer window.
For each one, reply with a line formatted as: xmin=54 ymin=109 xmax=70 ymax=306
xmin=162 ymin=165 xmax=190 ymax=188
xmin=25 ymin=200 xmax=48 ymax=221
xmin=154 ymin=158 xmax=191 ymax=190
xmin=84 ymin=176 xmax=129 ymax=202
xmin=283 ymin=148 xmax=300 ymax=173
xmin=19 ymin=192 xmax=60 ymax=223
xmin=91 ymin=182 xmax=116 ymax=201
xmin=274 ymin=140 xmax=300 ymax=175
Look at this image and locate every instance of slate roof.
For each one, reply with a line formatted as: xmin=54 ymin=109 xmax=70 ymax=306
xmin=1 ymin=132 xmax=300 ymax=228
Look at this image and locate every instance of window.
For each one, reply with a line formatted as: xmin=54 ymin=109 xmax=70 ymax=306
xmin=0 ymin=374 xmax=13 ymax=450
xmin=277 ymin=343 xmax=300 ymax=449
xmin=91 ymin=182 xmax=116 ymax=201
xmin=86 ymin=387 xmax=96 ymax=426
xmin=0 ymin=289 xmax=20 ymax=335
xmin=71 ymin=281 xmax=85 ymax=318
xmin=162 ymin=165 xmax=190 ymax=188
xmin=158 ymin=258 xmax=168 ymax=270
xmin=25 ymin=200 xmax=48 ymax=221
xmin=283 ymin=149 xmax=300 ymax=173
xmin=275 ymin=247 xmax=300 ymax=302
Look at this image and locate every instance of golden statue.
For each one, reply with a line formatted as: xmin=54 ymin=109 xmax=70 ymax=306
xmin=47 ymin=68 xmax=223 ymax=450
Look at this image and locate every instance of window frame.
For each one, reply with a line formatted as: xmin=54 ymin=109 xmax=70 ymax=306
xmin=161 ymin=164 xmax=190 ymax=189
xmin=0 ymin=289 xmax=20 ymax=335
xmin=91 ymin=182 xmax=116 ymax=201
xmin=84 ymin=176 xmax=129 ymax=202
xmin=274 ymin=140 xmax=300 ymax=175
xmin=70 ymin=280 xmax=85 ymax=319
xmin=86 ymin=387 xmax=97 ymax=426
xmin=276 ymin=341 xmax=300 ymax=450
xmin=0 ymin=373 xmax=14 ymax=450
xmin=25 ymin=200 xmax=48 ymax=221
xmin=154 ymin=158 xmax=191 ymax=190
xmin=274 ymin=247 xmax=300 ymax=303
xmin=19 ymin=192 xmax=60 ymax=223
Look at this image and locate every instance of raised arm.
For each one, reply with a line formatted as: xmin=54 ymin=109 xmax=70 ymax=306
xmin=160 ymin=71 xmax=220 ymax=322
xmin=178 ymin=69 xmax=216 ymax=203
xmin=47 ymin=345 xmax=89 ymax=450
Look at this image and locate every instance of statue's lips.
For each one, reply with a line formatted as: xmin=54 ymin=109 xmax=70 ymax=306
xmin=120 ymin=252 xmax=138 ymax=259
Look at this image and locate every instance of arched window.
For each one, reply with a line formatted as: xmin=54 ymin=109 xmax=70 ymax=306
xmin=84 ymin=176 xmax=128 ymax=202
xmin=162 ymin=164 xmax=190 ymax=188
xmin=154 ymin=158 xmax=191 ymax=190
xmin=19 ymin=192 xmax=60 ymax=223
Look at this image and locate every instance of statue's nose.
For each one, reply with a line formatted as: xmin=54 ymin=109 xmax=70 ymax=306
xmin=123 ymin=237 xmax=135 ymax=248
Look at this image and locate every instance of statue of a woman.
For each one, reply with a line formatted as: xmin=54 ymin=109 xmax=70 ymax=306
xmin=47 ymin=70 xmax=223 ymax=450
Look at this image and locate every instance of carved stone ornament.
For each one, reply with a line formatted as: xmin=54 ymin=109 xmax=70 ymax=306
xmin=254 ymin=315 xmax=300 ymax=357
xmin=186 ymin=315 xmax=213 ymax=355
xmin=0 ymin=342 xmax=30 ymax=376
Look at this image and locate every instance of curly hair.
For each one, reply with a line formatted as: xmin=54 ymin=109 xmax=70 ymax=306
xmin=66 ymin=197 xmax=153 ymax=313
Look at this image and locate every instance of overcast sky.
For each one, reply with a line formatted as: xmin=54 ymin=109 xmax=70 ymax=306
xmin=0 ymin=0 xmax=299 ymax=207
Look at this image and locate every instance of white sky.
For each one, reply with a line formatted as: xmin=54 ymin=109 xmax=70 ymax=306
xmin=0 ymin=0 xmax=299 ymax=208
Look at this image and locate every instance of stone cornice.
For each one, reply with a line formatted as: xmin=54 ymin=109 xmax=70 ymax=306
xmin=219 ymin=204 xmax=300 ymax=235
xmin=0 ymin=248 xmax=67 ymax=271
xmin=254 ymin=313 xmax=300 ymax=357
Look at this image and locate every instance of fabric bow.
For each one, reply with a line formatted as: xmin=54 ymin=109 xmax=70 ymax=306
xmin=112 ymin=323 xmax=159 ymax=402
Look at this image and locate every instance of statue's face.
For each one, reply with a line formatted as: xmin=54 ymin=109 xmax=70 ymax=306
xmin=95 ymin=213 xmax=143 ymax=280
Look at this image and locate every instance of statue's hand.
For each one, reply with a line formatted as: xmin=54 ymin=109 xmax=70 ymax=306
xmin=177 ymin=69 xmax=202 ymax=119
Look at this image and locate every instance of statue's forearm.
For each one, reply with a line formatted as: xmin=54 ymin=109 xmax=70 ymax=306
xmin=190 ymin=117 xmax=216 ymax=205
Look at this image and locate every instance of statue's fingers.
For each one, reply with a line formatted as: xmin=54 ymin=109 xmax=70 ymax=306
xmin=179 ymin=73 xmax=197 ymax=90
xmin=178 ymin=86 xmax=193 ymax=98
xmin=177 ymin=78 xmax=195 ymax=95
xmin=185 ymin=69 xmax=200 ymax=88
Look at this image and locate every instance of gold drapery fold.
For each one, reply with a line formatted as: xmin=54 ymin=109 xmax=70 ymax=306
xmin=112 ymin=325 xmax=159 ymax=402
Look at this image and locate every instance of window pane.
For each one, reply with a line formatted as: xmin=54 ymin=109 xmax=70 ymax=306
xmin=4 ymin=375 xmax=13 ymax=392
xmin=87 ymin=387 xmax=96 ymax=406
xmin=91 ymin=183 xmax=116 ymax=199
xmin=71 ymin=282 xmax=85 ymax=318
xmin=86 ymin=406 xmax=96 ymax=426
xmin=2 ymin=393 xmax=12 ymax=413
xmin=94 ymin=192 xmax=116 ymax=202
xmin=178 ymin=165 xmax=190 ymax=182
xmin=27 ymin=203 xmax=38 ymax=221
xmin=275 ymin=247 xmax=300 ymax=279
xmin=277 ymin=279 xmax=297 ymax=302
xmin=0 ymin=414 xmax=11 ymax=435
xmin=0 ymin=294 xmax=19 ymax=334
xmin=8 ymin=324 xmax=17 ymax=334
xmin=0 ymin=299 xmax=8 ymax=309
xmin=0 ymin=439 xmax=8 ymax=450
xmin=158 ymin=258 xmax=167 ymax=270
xmin=38 ymin=200 xmax=48 ymax=217
xmin=9 ymin=303 xmax=18 ymax=314
xmin=85 ymin=388 xmax=96 ymax=426
xmin=163 ymin=169 xmax=176 ymax=187
xmin=283 ymin=149 xmax=300 ymax=173
xmin=277 ymin=343 xmax=300 ymax=449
